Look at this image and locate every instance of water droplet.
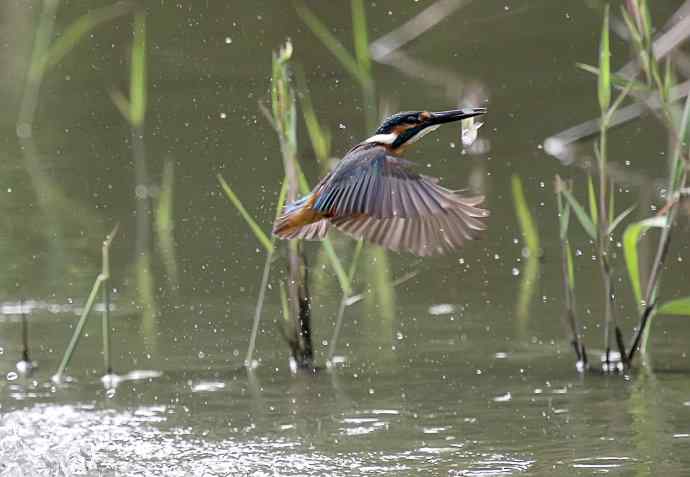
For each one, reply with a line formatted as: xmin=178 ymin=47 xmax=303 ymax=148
xmin=6 ymin=372 xmax=18 ymax=381
xmin=224 ymin=37 xmax=232 ymax=44
xmin=494 ymin=392 xmax=512 ymax=402
xmin=429 ymin=304 xmax=455 ymax=315
xmin=512 ymin=267 xmax=520 ymax=276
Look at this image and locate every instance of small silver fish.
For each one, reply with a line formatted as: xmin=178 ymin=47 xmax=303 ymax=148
xmin=460 ymin=117 xmax=484 ymax=147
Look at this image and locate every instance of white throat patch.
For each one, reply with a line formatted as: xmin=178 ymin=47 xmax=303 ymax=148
xmin=363 ymin=124 xmax=441 ymax=146
xmin=364 ymin=132 xmax=398 ymax=145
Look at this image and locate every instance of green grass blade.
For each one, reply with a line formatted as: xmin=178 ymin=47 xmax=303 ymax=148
xmin=621 ymin=7 xmax=643 ymax=47
xmin=348 ymin=239 xmax=364 ymax=280
xmin=623 ymin=216 xmax=666 ymax=305
xmin=560 ymin=187 xmax=597 ymax=239
xmin=511 ymin=175 xmax=540 ymax=256
xmin=608 ymin=204 xmax=636 ymax=235
xmin=156 ymin=160 xmax=179 ymax=288
xmin=663 ymin=57 xmax=673 ymax=103
xmin=321 ymin=238 xmax=351 ymax=296
xmin=658 ymin=297 xmax=690 ymax=316
xmin=302 ymin=99 xmax=331 ymax=166
xmin=217 ymin=174 xmax=273 ymax=254
xmin=598 ymin=4 xmax=611 ymax=113
xmin=555 ymin=176 xmax=571 ymax=241
xmin=295 ymin=3 xmax=368 ymax=86
xmin=42 ymin=2 xmax=133 ymax=71
xmin=624 ymin=222 xmax=644 ymax=306
xmin=576 ymin=62 xmax=598 ymax=76
xmin=130 ymin=11 xmax=147 ymax=127
xmin=559 ymin=199 xmax=571 ymax=241
xmin=296 ymin=68 xmax=331 ymax=166
xmin=279 ymin=280 xmax=290 ymax=325
xmin=671 ymin=89 xmax=690 ymax=189
xmin=587 ymin=174 xmax=598 ymax=228
xmin=565 ymin=242 xmax=576 ymax=290
xmin=274 ymin=176 xmax=289 ymax=219
xmin=109 ymin=89 xmax=131 ymax=123
xmin=639 ymin=0 xmax=653 ymax=43
xmin=576 ymin=63 xmax=647 ymax=92
xmin=512 ymin=175 xmax=540 ymax=325
xmin=351 ymin=0 xmax=371 ymax=74
xmin=608 ymin=179 xmax=615 ymax=225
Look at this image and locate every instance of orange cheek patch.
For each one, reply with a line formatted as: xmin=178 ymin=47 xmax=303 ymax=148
xmin=392 ymin=124 xmax=409 ymax=135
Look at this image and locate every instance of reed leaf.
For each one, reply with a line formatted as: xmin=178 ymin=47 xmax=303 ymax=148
xmin=351 ymin=0 xmax=371 ymax=73
xmin=130 ymin=11 xmax=147 ymax=127
xmin=608 ymin=179 xmax=615 ymax=225
xmin=566 ymin=242 xmax=576 ymax=290
xmin=217 ymin=174 xmax=273 ymax=254
xmin=156 ymin=160 xmax=179 ymax=288
xmin=576 ymin=63 xmax=647 ymax=92
xmin=555 ymin=176 xmax=571 ymax=240
xmin=42 ymin=2 xmax=133 ymax=72
xmin=295 ymin=3 xmax=369 ymax=87
xmin=608 ymin=204 xmax=636 ymax=235
xmin=657 ymin=297 xmax=690 ymax=316
xmin=623 ymin=216 xmax=666 ymax=305
xmin=296 ymin=68 xmax=332 ymax=167
xmin=279 ymin=281 xmax=290 ymax=325
xmin=559 ymin=198 xmax=571 ymax=241
xmin=109 ymin=89 xmax=131 ymax=123
xmin=587 ymin=174 xmax=598 ymax=228
xmin=560 ymin=187 xmax=597 ymax=239
xmin=321 ymin=239 xmax=351 ymax=296
xmin=512 ymin=175 xmax=540 ymax=256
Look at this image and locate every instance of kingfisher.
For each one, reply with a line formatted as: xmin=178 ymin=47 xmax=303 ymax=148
xmin=273 ymin=108 xmax=489 ymax=256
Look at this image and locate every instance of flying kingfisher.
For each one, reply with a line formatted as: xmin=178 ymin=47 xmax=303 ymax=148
xmin=273 ymin=108 xmax=489 ymax=256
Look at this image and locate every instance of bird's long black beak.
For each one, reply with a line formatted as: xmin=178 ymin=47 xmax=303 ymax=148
xmin=429 ymin=107 xmax=487 ymax=125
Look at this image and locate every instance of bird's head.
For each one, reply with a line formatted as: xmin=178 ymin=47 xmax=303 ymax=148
xmin=364 ymin=108 xmax=487 ymax=153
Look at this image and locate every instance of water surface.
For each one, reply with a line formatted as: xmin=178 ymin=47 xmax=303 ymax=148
xmin=2 ymin=1 xmax=690 ymax=475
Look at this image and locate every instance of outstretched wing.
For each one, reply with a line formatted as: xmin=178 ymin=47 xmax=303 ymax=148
xmin=312 ymin=145 xmax=488 ymax=255
xmin=312 ymin=145 xmax=438 ymax=219
xmin=331 ymin=199 xmax=486 ymax=256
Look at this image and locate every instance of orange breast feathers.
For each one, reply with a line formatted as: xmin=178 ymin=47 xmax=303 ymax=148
xmin=273 ymin=193 xmax=327 ymax=238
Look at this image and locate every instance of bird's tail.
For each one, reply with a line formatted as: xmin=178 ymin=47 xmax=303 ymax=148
xmin=273 ymin=195 xmax=329 ymax=240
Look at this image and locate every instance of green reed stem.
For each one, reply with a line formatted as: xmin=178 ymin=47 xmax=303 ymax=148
xmin=21 ymin=303 xmax=30 ymax=364
xmin=327 ymin=239 xmax=364 ymax=363
xmin=53 ymin=225 xmax=118 ymax=382
xmin=244 ymin=178 xmax=288 ymax=367
xmin=244 ymin=250 xmax=275 ymax=368
xmin=54 ymin=276 xmax=104 ymax=382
